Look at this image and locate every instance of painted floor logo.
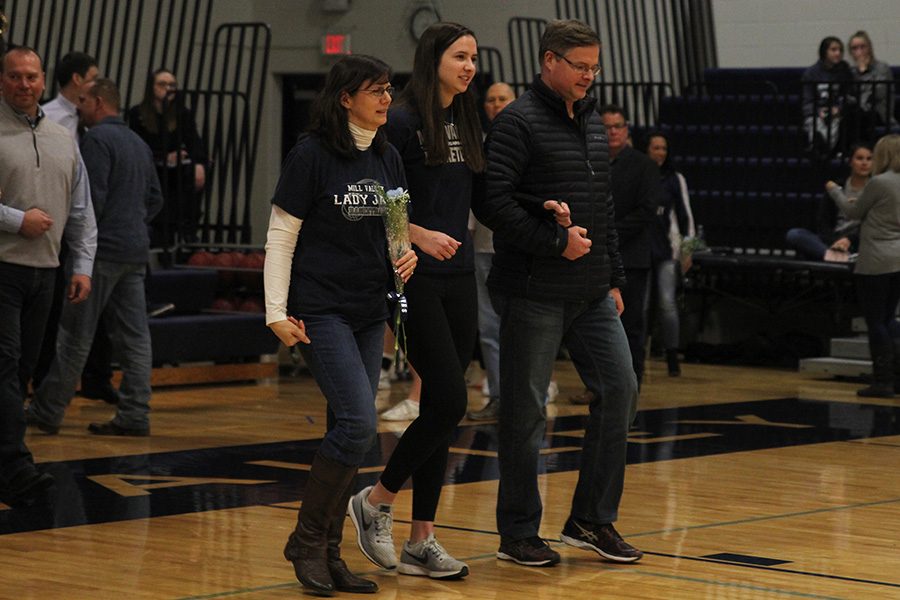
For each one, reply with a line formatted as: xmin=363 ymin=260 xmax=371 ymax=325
xmin=2 ymin=398 xmax=897 ymax=535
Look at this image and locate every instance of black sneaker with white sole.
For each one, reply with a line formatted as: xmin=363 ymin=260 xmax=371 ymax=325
xmin=560 ymin=518 xmax=643 ymax=562
xmin=496 ymin=536 xmax=560 ymax=567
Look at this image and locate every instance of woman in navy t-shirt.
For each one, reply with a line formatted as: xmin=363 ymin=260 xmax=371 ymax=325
xmin=264 ymin=54 xmax=416 ymax=596
xmin=347 ymin=22 xmax=485 ymax=580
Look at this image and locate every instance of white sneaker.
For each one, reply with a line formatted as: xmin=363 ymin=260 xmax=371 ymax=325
xmin=546 ymin=381 xmax=559 ymax=404
xmin=348 ymin=485 xmax=397 ymax=569
xmin=378 ymin=368 xmax=392 ymax=390
xmin=398 ymin=534 xmax=469 ymax=579
xmin=380 ymin=398 xmax=419 ymax=421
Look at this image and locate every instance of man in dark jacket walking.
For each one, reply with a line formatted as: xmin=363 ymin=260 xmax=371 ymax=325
xmin=27 ymin=78 xmax=162 ymax=437
xmin=476 ymin=19 xmax=642 ymax=568
xmin=600 ymin=104 xmax=662 ymax=385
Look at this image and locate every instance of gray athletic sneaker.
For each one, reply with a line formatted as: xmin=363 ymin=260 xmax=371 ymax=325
xmin=398 ymin=534 xmax=469 ymax=579
xmin=348 ymin=485 xmax=397 ymax=569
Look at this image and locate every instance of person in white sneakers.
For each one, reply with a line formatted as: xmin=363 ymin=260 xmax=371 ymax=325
xmin=348 ymin=21 xmax=485 ymax=581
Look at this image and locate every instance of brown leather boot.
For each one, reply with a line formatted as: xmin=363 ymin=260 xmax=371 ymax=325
xmin=326 ymin=480 xmax=378 ymax=594
xmin=283 ymin=452 xmax=357 ymax=596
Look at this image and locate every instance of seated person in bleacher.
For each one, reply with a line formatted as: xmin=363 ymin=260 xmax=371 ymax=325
xmin=848 ymin=30 xmax=897 ymax=132
xmin=801 ymin=36 xmax=854 ymax=155
xmin=786 ymin=143 xmax=872 ymax=261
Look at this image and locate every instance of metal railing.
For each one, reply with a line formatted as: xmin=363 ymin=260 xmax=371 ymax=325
xmin=3 ymin=1 xmax=270 ymax=254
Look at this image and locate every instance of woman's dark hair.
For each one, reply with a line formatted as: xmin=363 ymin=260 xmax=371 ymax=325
xmin=396 ymin=22 xmax=485 ymax=172
xmin=818 ymin=36 xmax=843 ymax=63
xmin=139 ymin=68 xmax=177 ymax=134
xmin=640 ymin=129 xmax=674 ymax=174
xmin=308 ymin=54 xmax=392 ymax=159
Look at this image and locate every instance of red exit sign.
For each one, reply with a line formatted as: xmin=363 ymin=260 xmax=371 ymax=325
xmin=322 ymin=33 xmax=351 ymax=55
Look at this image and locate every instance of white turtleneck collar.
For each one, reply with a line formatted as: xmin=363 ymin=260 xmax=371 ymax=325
xmin=348 ymin=121 xmax=376 ymax=150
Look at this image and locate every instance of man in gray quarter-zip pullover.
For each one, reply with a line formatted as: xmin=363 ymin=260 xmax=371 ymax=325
xmin=0 ymin=46 xmax=97 ymax=508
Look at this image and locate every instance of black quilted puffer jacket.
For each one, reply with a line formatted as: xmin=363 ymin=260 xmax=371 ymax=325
xmin=475 ymin=76 xmax=626 ymax=302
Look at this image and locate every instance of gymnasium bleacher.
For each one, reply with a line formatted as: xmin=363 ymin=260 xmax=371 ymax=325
xmin=655 ymin=67 xmax=900 ymax=373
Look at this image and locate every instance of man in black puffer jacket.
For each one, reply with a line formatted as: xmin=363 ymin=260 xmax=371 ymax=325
xmin=474 ymin=19 xmax=642 ymax=569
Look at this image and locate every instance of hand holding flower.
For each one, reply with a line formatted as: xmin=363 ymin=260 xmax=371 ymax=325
xmin=394 ymin=248 xmax=418 ymax=283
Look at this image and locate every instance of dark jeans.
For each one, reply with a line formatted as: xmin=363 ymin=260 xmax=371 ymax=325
xmin=621 ymin=268 xmax=651 ymax=384
xmin=856 ymin=272 xmax=900 ymax=357
xmin=297 ymin=315 xmax=383 ymax=466
xmin=0 ymin=262 xmax=56 ymax=484
xmin=492 ymin=292 xmax=638 ymax=541
xmin=380 ymin=272 xmax=477 ymax=522
xmin=786 ymin=228 xmax=828 ymax=261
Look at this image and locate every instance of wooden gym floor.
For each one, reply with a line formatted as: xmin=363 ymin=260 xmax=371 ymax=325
xmin=2 ymin=359 xmax=899 ymax=599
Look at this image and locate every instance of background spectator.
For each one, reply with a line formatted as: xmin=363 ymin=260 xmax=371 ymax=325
xmin=643 ymin=131 xmax=695 ymax=377
xmin=848 ymin=30 xmax=897 ymax=132
xmin=787 ymin=143 xmax=872 ymax=261
xmin=802 ymin=36 xmax=854 ymax=156
xmin=826 ymin=134 xmax=900 ymax=398
xmin=127 ymin=68 xmax=207 ymax=250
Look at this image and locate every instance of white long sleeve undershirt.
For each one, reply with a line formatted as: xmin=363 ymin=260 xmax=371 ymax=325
xmin=264 ymin=204 xmax=302 ymax=325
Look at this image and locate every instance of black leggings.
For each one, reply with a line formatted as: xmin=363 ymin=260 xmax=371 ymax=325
xmin=856 ymin=272 xmax=900 ymax=356
xmin=380 ymin=272 xmax=477 ymax=521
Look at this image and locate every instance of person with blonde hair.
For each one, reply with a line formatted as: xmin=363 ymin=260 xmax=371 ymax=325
xmin=827 ymin=134 xmax=900 ymax=397
xmin=848 ymin=30 xmax=896 ymax=129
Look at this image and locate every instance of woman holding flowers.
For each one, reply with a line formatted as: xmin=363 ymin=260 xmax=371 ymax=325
xmin=348 ymin=22 xmax=484 ymax=580
xmin=264 ymin=54 xmax=416 ymax=596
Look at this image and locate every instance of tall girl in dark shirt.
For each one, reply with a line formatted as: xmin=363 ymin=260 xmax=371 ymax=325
xmin=348 ymin=22 xmax=484 ymax=580
xmin=264 ymin=55 xmax=416 ymax=596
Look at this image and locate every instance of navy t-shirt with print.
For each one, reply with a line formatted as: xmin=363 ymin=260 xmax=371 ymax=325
xmin=272 ymin=135 xmax=407 ymax=324
xmin=384 ymin=106 xmax=474 ymax=275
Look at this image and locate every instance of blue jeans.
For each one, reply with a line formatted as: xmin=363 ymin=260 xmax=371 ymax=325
xmin=297 ymin=314 xmax=382 ymax=467
xmin=31 ymin=260 xmax=153 ymax=429
xmin=492 ymin=292 xmax=638 ymax=541
xmin=654 ymin=259 xmax=680 ymax=350
xmin=0 ymin=262 xmax=55 ymax=484
xmin=786 ymin=228 xmax=827 ymax=260
xmin=475 ymin=252 xmax=500 ymax=402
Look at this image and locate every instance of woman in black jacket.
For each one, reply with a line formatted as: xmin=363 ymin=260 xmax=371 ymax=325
xmin=801 ymin=36 xmax=854 ymax=156
xmin=127 ymin=68 xmax=207 ymax=248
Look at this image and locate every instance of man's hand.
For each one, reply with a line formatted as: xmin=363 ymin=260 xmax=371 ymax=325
xmin=67 ymin=274 xmax=91 ymax=304
xmin=543 ymin=200 xmax=572 ymax=227
xmin=561 ymin=226 xmax=591 ymax=260
xmin=19 ymin=208 xmax=53 ymax=239
xmin=609 ymin=287 xmax=624 ymax=315
xmin=269 ymin=316 xmax=310 ymax=347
